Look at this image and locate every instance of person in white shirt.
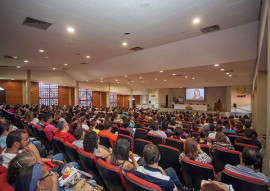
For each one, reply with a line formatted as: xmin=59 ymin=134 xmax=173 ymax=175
xmin=80 ymin=116 xmax=89 ymax=131
xmin=148 ymin=121 xmax=167 ymax=141
xmin=73 ymin=128 xmax=85 ymax=149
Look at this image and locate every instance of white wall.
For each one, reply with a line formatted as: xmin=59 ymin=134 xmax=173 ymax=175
xmin=230 ymin=86 xmax=252 ymax=113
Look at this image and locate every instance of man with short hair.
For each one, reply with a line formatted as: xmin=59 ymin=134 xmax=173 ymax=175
xmin=44 ymin=113 xmax=56 ymax=142
xmin=148 ymin=121 xmax=167 ymax=141
xmin=135 ymin=143 xmax=191 ymax=191
xmin=235 ymin=128 xmax=262 ymax=152
xmin=225 ymin=147 xmax=270 ymax=187
xmin=55 ymin=121 xmax=75 ymax=143
xmin=98 ymin=122 xmax=117 ymax=145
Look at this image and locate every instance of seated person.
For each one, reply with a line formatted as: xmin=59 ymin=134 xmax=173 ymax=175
xmin=212 ymin=132 xmax=234 ymax=157
xmin=15 ymin=162 xmax=58 ymax=191
xmin=83 ymin=131 xmax=111 ymax=159
xmin=98 ymin=122 xmax=117 ymax=145
xmin=135 ymin=143 xmax=190 ymax=191
xmin=0 ymin=124 xmax=9 ymax=150
xmin=90 ymin=119 xmax=100 ymax=134
xmin=179 ymin=137 xmax=212 ymax=164
xmin=235 ymin=128 xmax=262 ymax=152
xmin=31 ymin=111 xmax=39 ymax=125
xmin=148 ymin=121 xmax=167 ymax=141
xmin=225 ymin=147 xmax=270 ymax=187
xmin=72 ymin=128 xmax=85 ymax=149
xmin=44 ymin=113 xmax=57 ymax=142
xmin=198 ymin=129 xmax=212 ymax=149
xmin=173 ymin=127 xmax=187 ymax=141
xmin=54 ymin=121 xmax=75 ymax=143
xmin=106 ymin=138 xmax=138 ymax=173
xmin=0 ymin=129 xmax=64 ymax=169
xmin=122 ymin=119 xmax=135 ymax=137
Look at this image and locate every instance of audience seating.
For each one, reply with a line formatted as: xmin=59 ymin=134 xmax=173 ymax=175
xmin=52 ymin=136 xmax=71 ymax=162
xmin=37 ymin=128 xmax=52 ymax=150
xmin=199 ymin=144 xmax=212 ymax=157
xmin=111 ymin=125 xmax=119 ymax=134
xmin=227 ymin=135 xmax=243 ymax=146
xmin=190 ymin=131 xmax=200 ymax=139
xmin=147 ymin=133 xmax=163 ymax=145
xmin=165 ymin=137 xmax=184 ymax=152
xmin=213 ymin=147 xmax=241 ymax=172
xmin=143 ymin=126 xmax=152 ymax=131
xmin=99 ymin=134 xmax=113 ymax=149
xmin=63 ymin=141 xmax=83 ymax=169
xmin=0 ymin=173 xmax=14 ymax=191
xmin=98 ymin=123 xmax=105 ymax=131
xmin=119 ymin=128 xmax=132 ymax=136
xmin=125 ymin=172 xmax=162 ymax=191
xmin=221 ymin=169 xmax=268 ymax=191
xmin=118 ymin=134 xmax=134 ymax=151
xmin=77 ymin=149 xmax=105 ymax=187
xmin=96 ymin=159 xmax=127 ymax=191
xmin=181 ymin=158 xmax=216 ymax=191
xmin=134 ymin=139 xmax=151 ymax=157
xmin=113 ymin=122 xmax=123 ymax=128
xmin=158 ymin=144 xmax=181 ymax=176
xmin=134 ymin=128 xmax=148 ymax=140
xmin=0 ymin=165 xmax=7 ymax=175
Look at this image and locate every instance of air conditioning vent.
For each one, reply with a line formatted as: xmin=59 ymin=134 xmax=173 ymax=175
xmin=200 ymin=25 xmax=220 ymax=34
xmin=80 ymin=62 xmax=89 ymax=65
xmin=3 ymin=55 xmax=17 ymax=59
xmin=23 ymin=17 xmax=52 ymax=30
xmin=130 ymin=47 xmax=144 ymax=51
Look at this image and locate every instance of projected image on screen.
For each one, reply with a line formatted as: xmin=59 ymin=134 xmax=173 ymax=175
xmin=186 ymin=88 xmax=205 ymax=101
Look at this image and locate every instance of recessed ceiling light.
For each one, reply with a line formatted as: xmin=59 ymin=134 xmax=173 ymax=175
xmin=63 ymin=85 xmax=66 ymax=86
xmin=11 ymin=78 xmax=14 ymax=80
xmin=115 ymin=79 xmax=118 ymax=82
xmin=122 ymin=42 xmax=128 ymax=46
xmin=192 ymin=77 xmax=195 ymax=80
xmin=86 ymin=80 xmax=89 ymax=82
xmin=164 ymin=79 xmax=167 ymax=82
xmin=185 ymin=76 xmax=188 ymax=78
xmin=220 ymin=69 xmax=225 ymax=71
xmin=117 ymin=81 xmax=120 ymax=83
xmin=17 ymin=66 xmax=21 ymax=68
xmin=39 ymin=49 xmax=44 ymax=53
xmin=13 ymin=56 xmax=18 ymax=59
xmin=226 ymin=73 xmax=230 ymax=75
xmin=86 ymin=55 xmax=90 ymax=59
xmin=155 ymin=78 xmax=157 ymax=81
xmin=100 ymin=81 xmax=103 ymax=83
xmin=160 ymin=70 xmax=163 ymax=73
xmin=139 ymin=77 xmax=142 ymax=79
xmin=124 ymin=75 xmax=128 ymax=77
xmin=67 ymin=27 xmax=75 ymax=33
xmin=131 ymin=81 xmax=134 ymax=83
xmin=52 ymin=68 xmax=56 ymax=70
xmin=64 ymin=63 xmax=68 ymax=66
xmin=100 ymin=78 xmax=103 ymax=80
xmin=24 ymin=60 xmax=29 ymax=63
xmin=214 ymin=64 xmax=219 ymax=67
xmin=193 ymin=18 xmax=200 ymax=24
xmin=179 ymin=87 xmax=182 ymax=88
xmin=172 ymin=73 xmax=176 ymax=76
xmin=229 ymin=75 xmax=232 ymax=77
xmin=44 ymin=56 xmax=49 ymax=59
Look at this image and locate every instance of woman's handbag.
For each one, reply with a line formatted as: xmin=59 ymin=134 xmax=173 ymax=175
xmin=74 ymin=179 xmax=104 ymax=191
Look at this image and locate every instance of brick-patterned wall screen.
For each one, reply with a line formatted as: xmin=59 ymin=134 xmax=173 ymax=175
xmin=0 ymin=80 xmax=23 ymax=105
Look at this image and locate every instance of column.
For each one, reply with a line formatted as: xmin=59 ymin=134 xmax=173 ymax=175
xmin=129 ymin=89 xmax=133 ymax=108
xmin=74 ymin=81 xmax=79 ymax=105
xmin=68 ymin=87 xmax=72 ymax=105
xmin=106 ymin=83 xmax=111 ymax=107
xmin=25 ymin=69 xmax=31 ymax=105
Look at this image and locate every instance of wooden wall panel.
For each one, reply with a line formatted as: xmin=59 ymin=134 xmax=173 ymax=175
xmin=117 ymin=95 xmax=123 ymax=107
xmin=31 ymin=82 xmax=39 ymax=105
xmin=133 ymin=95 xmax=140 ymax=107
xmin=58 ymin=86 xmax=69 ymax=106
xmin=124 ymin=95 xmax=129 ymax=107
xmin=0 ymin=80 xmax=23 ymax=105
xmin=71 ymin=88 xmax=75 ymax=105
xmin=92 ymin=91 xmax=100 ymax=107
xmin=101 ymin=92 xmax=106 ymax=107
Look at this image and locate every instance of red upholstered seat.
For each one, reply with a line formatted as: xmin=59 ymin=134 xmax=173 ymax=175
xmin=96 ymin=159 xmax=127 ymax=191
xmin=165 ymin=137 xmax=184 ymax=152
xmin=0 ymin=165 xmax=7 ymax=174
xmin=134 ymin=128 xmax=148 ymax=140
xmin=133 ymin=139 xmax=151 ymax=157
xmin=99 ymin=134 xmax=113 ymax=149
xmin=125 ymin=172 xmax=162 ymax=191
xmin=118 ymin=128 xmax=132 ymax=136
xmin=64 ymin=141 xmax=83 ymax=169
xmin=117 ymin=134 xmax=134 ymax=151
xmin=148 ymin=133 xmax=163 ymax=145
xmin=221 ymin=169 xmax=268 ymax=191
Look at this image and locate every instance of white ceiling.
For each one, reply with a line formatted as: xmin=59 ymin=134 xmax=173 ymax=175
xmin=0 ymin=0 xmax=262 ymax=89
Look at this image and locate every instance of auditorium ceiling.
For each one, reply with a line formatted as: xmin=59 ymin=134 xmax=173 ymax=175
xmin=0 ymin=0 xmax=262 ymax=89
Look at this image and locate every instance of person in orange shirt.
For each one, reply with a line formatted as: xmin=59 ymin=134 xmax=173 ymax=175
xmin=98 ymin=122 xmax=117 ymax=145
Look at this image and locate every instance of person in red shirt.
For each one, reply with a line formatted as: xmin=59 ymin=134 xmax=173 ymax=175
xmin=98 ymin=122 xmax=117 ymax=145
xmin=55 ymin=121 xmax=75 ymax=143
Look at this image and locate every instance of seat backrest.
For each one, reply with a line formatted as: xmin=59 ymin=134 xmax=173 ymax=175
xmin=111 ymin=125 xmax=119 ymax=134
xmin=37 ymin=128 xmax=52 ymax=150
xmin=98 ymin=123 xmax=105 ymax=131
xmin=0 ymin=173 xmax=14 ymax=191
xmin=119 ymin=128 xmax=132 ymax=136
xmin=181 ymin=158 xmax=215 ymax=191
xmin=134 ymin=128 xmax=148 ymax=140
xmin=148 ymin=133 xmax=163 ymax=145
xmin=64 ymin=141 xmax=81 ymax=164
xmin=133 ymin=139 xmax=151 ymax=157
xmin=199 ymin=144 xmax=212 ymax=157
xmin=214 ymin=147 xmax=241 ymax=172
xmin=190 ymin=131 xmax=200 ymax=139
xmin=221 ymin=169 xmax=268 ymax=191
xmin=52 ymin=137 xmax=71 ymax=162
xmin=99 ymin=135 xmax=113 ymax=149
xmin=96 ymin=159 xmax=127 ymax=191
xmin=165 ymin=137 xmax=184 ymax=152
xmin=227 ymin=135 xmax=243 ymax=146
xmin=234 ymin=142 xmax=258 ymax=152
xmin=113 ymin=122 xmax=123 ymax=128
xmin=118 ymin=134 xmax=134 ymax=151
xmin=158 ymin=144 xmax=181 ymax=176
xmin=125 ymin=173 xmax=162 ymax=191
xmin=77 ymin=149 xmax=105 ymax=186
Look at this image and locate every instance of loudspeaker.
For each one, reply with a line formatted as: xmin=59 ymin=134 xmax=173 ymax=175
xmin=233 ymin=103 xmax=237 ymax=108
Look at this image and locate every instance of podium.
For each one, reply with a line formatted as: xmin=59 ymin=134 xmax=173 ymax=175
xmin=214 ymin=103 xmax=222 ymax=111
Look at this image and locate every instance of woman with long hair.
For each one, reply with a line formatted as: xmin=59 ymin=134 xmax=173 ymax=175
xmin=179 ymin=137 xmax=212 ymax=164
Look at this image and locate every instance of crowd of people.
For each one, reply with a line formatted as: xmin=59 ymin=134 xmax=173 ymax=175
xmin=0 ymin=102 xmax=269 ymax=191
